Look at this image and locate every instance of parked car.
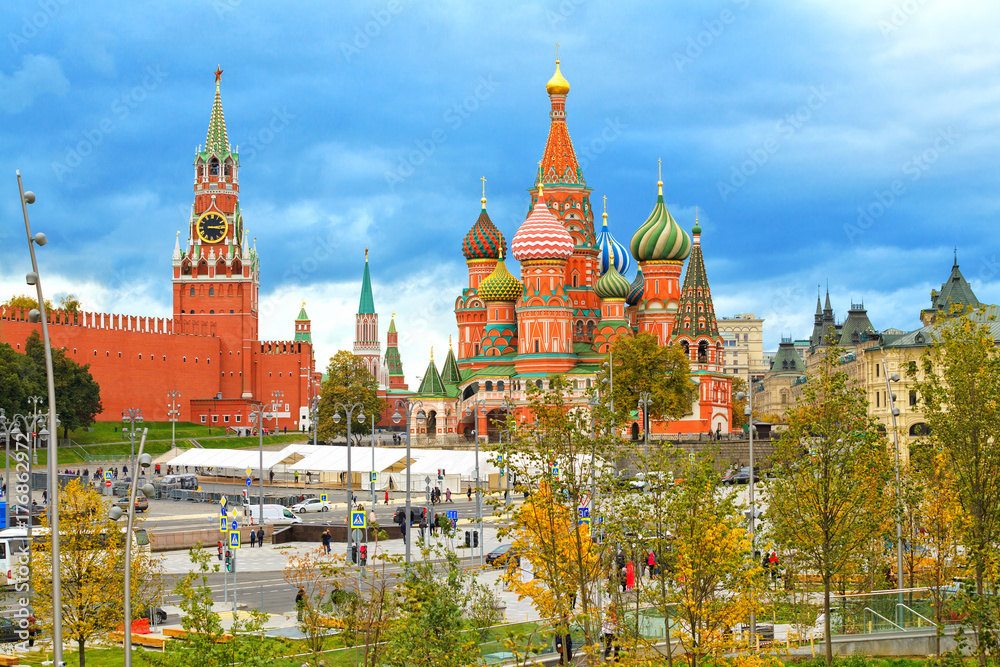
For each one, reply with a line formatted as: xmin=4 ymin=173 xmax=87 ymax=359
xmin=485 ymin=544 xmax=521 ymax=569
xmin=723 ymin=466 xmax=759 ymax=485
xmin=292 ymin=498 xmax=330 ymax=513
xmin=248 ymin=504 xmax=302 ymax=524
xmin=116 ymin=496 xmax=149 ymax=512
xmin=138 ymin=606 xmax=168 ymax=624
xmin=0 ymin=614 xmax=36 ymax=646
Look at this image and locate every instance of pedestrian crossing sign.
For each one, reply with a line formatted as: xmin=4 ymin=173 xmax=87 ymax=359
xmin=351 ymin=510 xmax=366 ymax=528
xmin=578 ymin=517 xmax=591 ymax=528
xmin=320 ymin=493 xmax=328 ymax=502
xmin=688 ymin=452 xmax=695 ymax=463
xmin=551 ymin=466 xmax=560 ymax=480
xmin=370 ymin=472 xmax=377 ymax=482
xmin=229 ymin=531 xmax=241 ymax=549
xmin=104 ymin=471 xmax=112 ymax=482
xmin=219 ymin=517 xmax=227 ymax=532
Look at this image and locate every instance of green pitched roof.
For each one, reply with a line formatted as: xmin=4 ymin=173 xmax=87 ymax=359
xmin=770 ymin=339 xmax=805 ymax=374
xmin=296 ymin=304 xmax=309 ymax=321
xmin=358 ymin=257 xmax=375 ymax=315
xmin=387 ymin=316 xmax=397 ymax=334
xmin=839 ymin=304 xmax=876 ymax=345
xmin=928 ymin=257 xmax=980 ymax=316
xmin=416 ymin=356 xmax=446 ymax=395
xmin=441 ymin=347 xmax=462 ymax=385
xmin=672 ymin=237 xmax=720 ymax=340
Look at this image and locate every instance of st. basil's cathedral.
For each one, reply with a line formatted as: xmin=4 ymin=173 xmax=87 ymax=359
xmin=356 ymin=60 xmax=732 ymax=443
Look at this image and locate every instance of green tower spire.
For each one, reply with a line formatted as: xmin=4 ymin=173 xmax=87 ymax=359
xmin=441 ymin=338 xmax=462 ymax=385
xmin=206 ymin=66 xmax=230 ymax=155
xmin=417 ymin=349 xmax=446 ymax=395
xmin=358 ymin=247 xmax=375 ymax=315
xmin=294 ymin=302 xmax=311 ymax=342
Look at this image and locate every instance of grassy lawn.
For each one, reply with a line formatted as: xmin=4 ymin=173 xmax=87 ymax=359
xmin=68 ymin=421 xmax=219 ymax=445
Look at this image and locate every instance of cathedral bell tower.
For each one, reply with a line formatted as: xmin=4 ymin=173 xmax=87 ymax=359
xmin=172 ymin=67 xmax=260 ymax=400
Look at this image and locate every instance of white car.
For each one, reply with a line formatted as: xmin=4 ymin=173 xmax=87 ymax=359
xmin=292 ymin=498 xmax=330 ymax=513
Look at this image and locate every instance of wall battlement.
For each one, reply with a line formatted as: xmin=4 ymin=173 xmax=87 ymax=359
xmin=0 ymin=306 xmax=217 ymax=338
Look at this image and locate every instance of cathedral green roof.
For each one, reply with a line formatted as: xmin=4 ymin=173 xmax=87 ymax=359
xmin=416 ymin=356 xmax=446 ymax=395
xmin=441 ymin=346 xmax=462 ymax=385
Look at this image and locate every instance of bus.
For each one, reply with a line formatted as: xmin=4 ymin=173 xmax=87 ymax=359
xmin=0 ymin=526 xmax=151 ymax=587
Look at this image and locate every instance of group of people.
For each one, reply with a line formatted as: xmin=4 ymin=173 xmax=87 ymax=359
xmin=428 ymin=486 xmax=452 ymax=504
xmin=247 ymin=526 xmax=266 ymax=548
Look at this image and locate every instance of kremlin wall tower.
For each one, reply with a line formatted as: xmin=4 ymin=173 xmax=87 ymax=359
xmin=0 ymin=70 xmax=320 ymax=428
xmin=355 ymin=60 xmax=732 ymax=443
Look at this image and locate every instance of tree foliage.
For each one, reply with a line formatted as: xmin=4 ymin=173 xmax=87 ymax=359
xmin=600 ymin=332 xmax=697 ymax=425
xmin=316 ymin=350 xmax=383 ymax=444
xmin=766 ymin=343 xmax=894 ymax=667
xmin=3 ymin=294 xmax=54 ymax=311
xmin=31 ymin=478 xmax=162 ymax=667
xmin=24 ymin=331 xmax=103 ymax=437
xmin=283 ymin=547 xmax=344 ymax=666
xmin=914 ymin=313 xmax=1000 ymax=666
xmin=143 ymin=549 xmax=276 ymax=667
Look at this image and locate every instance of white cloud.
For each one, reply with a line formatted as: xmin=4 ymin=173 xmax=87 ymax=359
xmin=0 ymin=55 xmax=70 ymax=114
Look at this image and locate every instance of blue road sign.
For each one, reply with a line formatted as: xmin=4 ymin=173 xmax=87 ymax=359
xmin=230 ymin=531 xmax=241 ymax=549
xmin=219 ymin=517 xmax=227 ymax=532
xmin=220 ymin=506 xmax=227 ymax=517
xmin=578 ymin=517 xmax=591 ymax=527
xmin=578 ymin=507 xmax=590 ymax=518
xmin=351 ymin=510 xmax=366 ymax=528
xmin=104 ymin=471 xmax=112 ymax=482
xmin=246 ymin=477 xmax=252 ymax=486
xmin=552 ymin=466 xmax=560 ymax=480
xmin=688 ymin=452 xmax=695 ymax=463
xmin=370 ymin=472 xmax=377 ymax=482
xmin=320 ymin=493 xmax=328 ymax=502
xmin=230 ymin=519 xmax=237 ymax=531
xmin=447 ymin=510 xmax=457 ymax=521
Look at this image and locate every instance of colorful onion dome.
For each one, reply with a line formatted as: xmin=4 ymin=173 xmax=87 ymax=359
xmin=626 ymin=268 xmax=645 ymax=306
xmin=630 ymin=173 xmax=691 ymax=263
xmin=595 ymin=248 xmax=631 ymax=300
xmin=477 ymin=250 xmax=522 ymax=302
xmin=596 ymin=200 xmax=631 ymax=276
xmin=462 ymin=196 xmax=505 ymax=260
xmin=511 ymin=184 xmax=574 ymax=262
xmin=546 ymin=59 xmax=570 ymax=96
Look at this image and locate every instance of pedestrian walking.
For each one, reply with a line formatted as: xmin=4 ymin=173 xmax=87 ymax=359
xmin=603 ymin=605 xmax=620 ymax=661
xmin=257 ymin=526 xmax=264 ymax=547
xmin=626 ymin=561 xmax=635 ymax=590
xmin=384 ymin=490 xmax=389 ymax=505
xmin=419 ymin=516 xmax=427 ymax=542
xmin=445 ymin=488 xmax=452 ymax=503
xmin=555 ymin=618 xmax=573 ymax=665
xmin=467 ymin=485 xmax=472 ymax=502
xmin=294 ymin=470 xmax=300 ymax=485
xmin=400 ymin=521 xmax=407 ymax=544
xmin=295 ymin=588 xmax=306 ymax=621
xmin=269 ymin=469 xmax=274 ymax=484
xmin=250 ymin=529 xmax=257 ymax=548
xmin=647 ymin=551 xmax=657 ymax=579
xmin=322 ymin=530 xmax=331 ymax=554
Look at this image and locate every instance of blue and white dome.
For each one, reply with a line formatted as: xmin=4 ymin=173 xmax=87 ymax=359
xmin=596 ymin=208 xmax=631 ymax=276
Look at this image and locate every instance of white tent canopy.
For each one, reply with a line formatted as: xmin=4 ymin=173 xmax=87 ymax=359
xmin=168 ymin=444 xmax=320 ymax=473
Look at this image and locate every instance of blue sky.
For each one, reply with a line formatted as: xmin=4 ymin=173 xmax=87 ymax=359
xmin=2 ymin=0 xmax=999 ymax=386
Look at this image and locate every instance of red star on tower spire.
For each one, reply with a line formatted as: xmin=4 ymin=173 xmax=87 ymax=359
xmin=214 ymin=66 xmax=223 ymax=83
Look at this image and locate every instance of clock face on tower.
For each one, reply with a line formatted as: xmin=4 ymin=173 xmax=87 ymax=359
xmin=196 ymin=211 xmax=228 ymax=244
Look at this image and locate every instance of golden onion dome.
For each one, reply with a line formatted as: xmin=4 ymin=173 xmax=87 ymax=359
xmin=546 ymin=60 xmax=570 ymax=95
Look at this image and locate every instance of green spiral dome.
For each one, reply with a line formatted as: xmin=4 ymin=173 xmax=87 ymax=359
xmin=630 ymin=185 xmax=691 ymax=262
xmin=595 ymin=261 xmax=631 ymax=300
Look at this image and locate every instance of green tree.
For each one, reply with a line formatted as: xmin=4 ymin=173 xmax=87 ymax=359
xmin=382 ymin=550 xmax=478 ymax=667
xmin=143 ymin=549 xmax=276 ymax=667
xmin=316 ymin=350 xmax=383 ymax=444
xmin=59 ymin=294 xmax=82 ymax=313
xmin=23 ymin=331 xmax=102 ymax=437
xmin=599 ymin=332 xmax=697 ymax=426
xmin=3 ymin=294 xmax=54 ymax=311
xmin=914 ymin=313 xmax=1000 ymax=666
xmin=31 ymin=478 xmax=163 ymax=667
xmin=0 ymin=342 xmax=29 ymax=415
xmin=766 ymin=343 xmax=894 ymax=667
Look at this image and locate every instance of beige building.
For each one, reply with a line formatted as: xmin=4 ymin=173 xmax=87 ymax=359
xmin=718 ymin=313 xmax=766 ymax=381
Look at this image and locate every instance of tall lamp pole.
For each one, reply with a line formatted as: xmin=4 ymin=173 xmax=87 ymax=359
xmin=166 ymin=391 xmax=181 ymax=451
xmin=17 ymin=171 xmax=65 ymax=665
xmin=249 ymin=400 xmax=276 ymax=530
xmin=371 ymin=413 xmax=379 ymax=510
xmin=332 ymin=402 xmax=365 ymax=564
xmin=391 ymin=399 xmax=425 ymax=564
xmin=464 ymin=398 xmax=488 ymax=568
xmin=882 ymin=360 xmax=905 ymax=622
xmin=638 ymin=392 xmax=652 ymax=460
xmin=310 ymin=396 xmax=320 ymax=447
xmin=108 ymin=429 xmax=155 ymax=667
xmin=122 ymin=409 xmax=143 ymax=476
xmin=735 ymin=389 xmax=756 ymax=641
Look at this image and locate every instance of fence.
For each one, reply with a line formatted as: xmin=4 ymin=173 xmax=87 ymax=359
xmin=827 ymin=588 xmax=942 ymax=636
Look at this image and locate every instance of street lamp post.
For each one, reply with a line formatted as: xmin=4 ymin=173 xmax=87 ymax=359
xmin=109 ymin=429 xmax=155 ymax=667
xmin=16 ymin=171 xmax=65 ymax=665
xmin=310 ymin=396 xmax=320 ymax=447
xmin=882 ymin=360 xmax=905 ymax=623
xmin=122 ymin=409 xmax=143 ymax=477
xmin=249 ymin=398 xmax=277 ymax=530
xmin=464 ymin=399 xmax=489 ymax=568
xmin=371 ymin=413 xmax=379 ymax=510
xmin=332 ymin=402 xmax=365 ymax=564
xmin=638 ymin=392 xmax=652 ymax=460
xmin=166 ymin=391 xmax=181 ymax=451
xmin=391 ymin=399 xmax=425 ymax=564
xmin=501 ymin=398 xmax=515 ymax=518
xmin=735 ymin=389 xmax=756 ymax=641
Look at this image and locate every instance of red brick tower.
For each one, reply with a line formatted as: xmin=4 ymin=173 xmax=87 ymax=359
xmin=531 ymin=59 xmax=600 ymax=345
xmin=354 ymin=248 xmax=382 ymax=381
xmin=172 ymin=67 xmax=259 ymax=400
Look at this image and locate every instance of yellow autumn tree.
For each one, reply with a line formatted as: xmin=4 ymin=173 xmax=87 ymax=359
xmin=31 ymin=478 xmax=162 ymax=667
xmin=662 ymin=453 xmax=763 ymax=667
